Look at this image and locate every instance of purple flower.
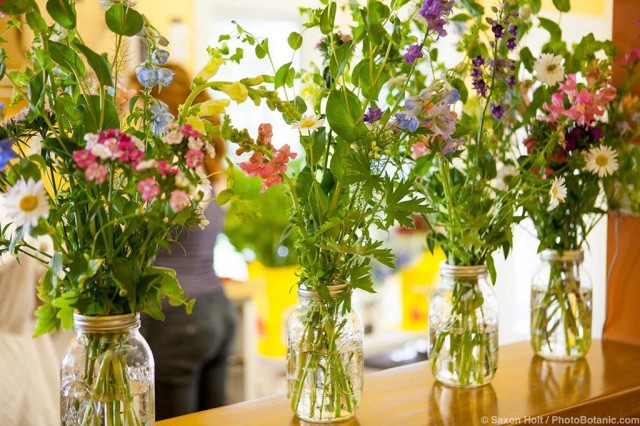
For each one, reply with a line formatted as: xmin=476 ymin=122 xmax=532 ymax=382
xmin=492 ymin=23 xmax=504 ymax=39
xmin=419 ymin=0 xmax=455 ymax=38
xmin=157 ymin=68 xmax=175 ymax=87
xmin=506 ymin=38 xmax=517 ymax=51
xmin=472 ymin=55 xmax=485 ymax=67
xmin=442 ymin=89 xmax=460 ymax=105
xmin=442 ymin=137 xmax=464 ymax=155
xmin=404 ymin=44 xmax=424 ymax=64
xmin=506 ymin=75 xmax=516 ymax=89
xmin=508 ymin=25 xmax=518 ymax=37
xmin=135 ymin=66 xmax=159 ymax=88
xmin=396 ymin=112 xmax=420 ymax=132
xmin=363 ymin=107 xmax=383 ymax=124
xmin=590 ymin=127 xmax=603 ymax=141
xmin=472 ymin=78 xmax=487 ymax=97
xmin=0 ymin=138 xmax=17 ymax=170
xmin=491 ymin=104 xmax=504 ymax=119
xmin=152 ymin=49 xmax=170 ymax=65
xmin=471 ymin=67 xmax=482 ymax=78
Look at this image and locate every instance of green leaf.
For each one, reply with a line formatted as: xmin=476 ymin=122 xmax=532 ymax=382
xmin=519 ymin=46 xmax=535 ymax=73
xmin=28 ymin=72 xmax=45 ymax=112
xmin=73 ymin=42 xmax=113 ymax=87
xmin=274 ymin=62 xmax=291 ymax=89
xmin=76 ymin=95 xmax=120 ymax=132
xmin=25 ymin=9 xmax=48 ymax=34
xmin=552 ymin=0 xmax=570 ymax=13
xmin=34 ymin=304 xmax=58 ymax=336
xmin=325 ymin=89 xmax=362 ymax=142
xmin=530 ymin=0 xmax=542 ymax=13
xmin=105 ymin=3 xmax=144 ymax=37
xmin=46 ymin=0 xmax=76 ymax=30
xmin=329 ymin=137 xmax=346 ymax=180
xmin=538 ymin=17 xmax=562 ymax=42
xmin=48 ymin=41 xmax=86 ymax=76
xmin=451 ymin=78 xmax=468 ymax=103
xmin=216 ymin=188 xmax=235 ymax=205
xmin=319 ymin=3 xmax=336 ymax=35
xmin=288 ymin=31 xmax=303 ymax=50
xmin=329 ymin=41 xmax=353 ymax=79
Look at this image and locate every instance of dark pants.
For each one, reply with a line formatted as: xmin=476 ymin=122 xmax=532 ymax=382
xmin=141 ymin=291 xmax=236 ymax=420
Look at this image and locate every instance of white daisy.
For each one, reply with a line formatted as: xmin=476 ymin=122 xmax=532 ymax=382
xmin=548 ymin=176 xmax=567 ymax=211
xmin=291 ymin=115 xmax=325 ymax=132
xmin=3 ymin=178 xmax=50 ymax=229
xmin=585 ymin=145 xmax=619 ymax=178
xmin=494 ymin=165 xmax=518 ymax=191
xmin=534 ymin=53 xmax=565 ymax=86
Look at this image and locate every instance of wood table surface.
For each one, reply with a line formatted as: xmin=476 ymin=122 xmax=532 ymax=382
xmin=157 ymin=339 xmax=640 ymax=425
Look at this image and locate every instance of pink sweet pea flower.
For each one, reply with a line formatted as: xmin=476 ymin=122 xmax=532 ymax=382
xmin=137 ymin=177 xmax=160 ymax=201
xmin=559 ymin=74 xmax=578 ymax=98
xmin=411 ymin=141 xmax=430 ymax=159
xmin=257 ymin=123 xmax=273 ymax=145
xmin=169 ymin=190 xmax=190 ymax=213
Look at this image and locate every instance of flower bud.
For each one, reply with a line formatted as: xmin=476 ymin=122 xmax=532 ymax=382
xmin=152 ymin=49 xmax=170 ymax=65
xmin=197 ymin=99 xmax=230 ymax=116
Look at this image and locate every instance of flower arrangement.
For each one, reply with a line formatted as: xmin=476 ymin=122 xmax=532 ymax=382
xmin=510 ymin=16 xmax=620 ymax=359
xmin=393 ymin=0 xmax=547 ymax=386
xmin=204 ymin=0 xmax=456 ymax=419
xmin=0 ymin=0 xmax=249 ymax=423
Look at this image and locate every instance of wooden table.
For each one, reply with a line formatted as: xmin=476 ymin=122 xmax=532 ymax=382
xmin=157 ymin=339 xmax=640 ymax=425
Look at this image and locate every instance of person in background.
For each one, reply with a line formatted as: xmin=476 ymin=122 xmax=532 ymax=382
xmin=131 ymin=63 xmax=236 ymax=420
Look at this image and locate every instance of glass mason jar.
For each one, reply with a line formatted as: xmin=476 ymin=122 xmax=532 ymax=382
xmin=530 ymin=249 xmax=592 ymax=360
xmin=286 ymin=284 xmax=364 ymax=423
xmin=429 ymin=263 xmax=499 ymax=387
xmin=60 ymin=313 xmax=155 ymax=425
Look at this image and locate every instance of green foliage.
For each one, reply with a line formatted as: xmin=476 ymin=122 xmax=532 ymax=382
xmin=224 ymin=170 xmax=298 ymax=267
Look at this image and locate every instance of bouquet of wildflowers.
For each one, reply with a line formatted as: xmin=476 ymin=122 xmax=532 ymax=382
xmin=510 ymin=18 xmax=618 ymax=359
xmin=394 ymin=0 xmax=544 ymax=386
xmin=0 ymin=0 xmax=248 ymax=423
xmin=205 ymin=0 xmax=451 ymax=419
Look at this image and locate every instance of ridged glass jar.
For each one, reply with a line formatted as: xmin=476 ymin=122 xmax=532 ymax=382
xmin=286 ymin=284 xmax=364 ymax=423
xmin=429 ymin=263 xmax=499 ymax=387
xmin=530 ymin=249 xmax=592 ymax=360
xmin=60 ymin=313 xmax=155 ymax=425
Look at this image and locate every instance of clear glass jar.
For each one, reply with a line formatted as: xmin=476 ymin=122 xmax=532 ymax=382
xmin=60 ymin=313 xmax=155 ymax=425
xmin=286 ymin=285 xmax=364 ymax=423
xmin=429 ymin=263 xmax=499 ymax=387
xmin=531 ymin=249 xmax=592 ymax=360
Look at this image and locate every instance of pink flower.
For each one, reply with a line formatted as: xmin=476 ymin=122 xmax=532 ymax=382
xmin=157 ymin=160 xmax=178 ymax=175
xmin=186 ymin=149 xmax=204 ymax=168
xmin=181 ymin=124 xmax=201 ymax=139
xmin=73 ymin=149 xmax=96 ymax=169
xmin=559 ymin=74 xmax=578 ymax=98
xmin=84 ymin=163 xmax=108 ymax=183
xmin=169 ymin=190 xmax=190 ymax=213
xmin=137 ymin=177 xmax=160 ymax=201
xmin=257 ymin=123 xmax=273 ymax=145
xmin=411 ymin=141 xmax=430 ymax=159
xmin=238 ymin=145 xmax=297 ymax=192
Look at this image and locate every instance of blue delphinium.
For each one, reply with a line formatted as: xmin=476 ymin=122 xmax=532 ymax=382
xmin=152 ymin=49 xmax=170 ymax=65
xmin=0 ymin=138 xmax=18 ymax=169
xmin=150 ymin=102 xmax=174 ymax=137
xmin=136 ymin=66 xmax=159 ymax=88
xmin=157 ymin=68 xmax=175 ymax=87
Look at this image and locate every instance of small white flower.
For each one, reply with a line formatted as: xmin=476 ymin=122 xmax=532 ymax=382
xmin=204 ymin=142 xmax=216 ymax=158
xmin=534 ymin=53 xmax=565 ymax=86
xmin=585 ymin=145 xmax=619 ymax=178
xmin=387 ymin=74 xmax=408 ymax=87
xmin=130 ymin=135 xmax=145 ymax=151
xmin=3 ymin=178 xmax=50 ymax=229
xmin=29 ymin=134 xmax=43 ymax=155
xmin=84 ymin=133 xmax=99 ymax=148
xmin=135 ymin=160 xmax=157 ymax=171
xmin=494 ymin=165 xmax=518 ymax=191
xmin=548 ymin=176 xmax=567 ymax=211
xmin=175 ymin=171 xmax=191 ymax=189
xmin=165 ymin=130 xmax=183 ymax=145
xmin=90 ymin=144 xmax=112 ymax=160
xmin=196 ymin=168 xmax=213 ymax=195
xmin=291 ymin=115 xmax=325 ymax=132
xmin=188 ymin=136 xmax=204 ymax=150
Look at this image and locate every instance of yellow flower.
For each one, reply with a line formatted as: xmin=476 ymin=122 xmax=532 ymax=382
xmin=185 ymin=116 xmax=206 ymax=134
xmin=219 ymin=82 xmax=249 ymax=103
xmin=193 ymin=57 xmax=226 ymax=85
xmin=197 ymin=99 xmax=230 ymax=116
